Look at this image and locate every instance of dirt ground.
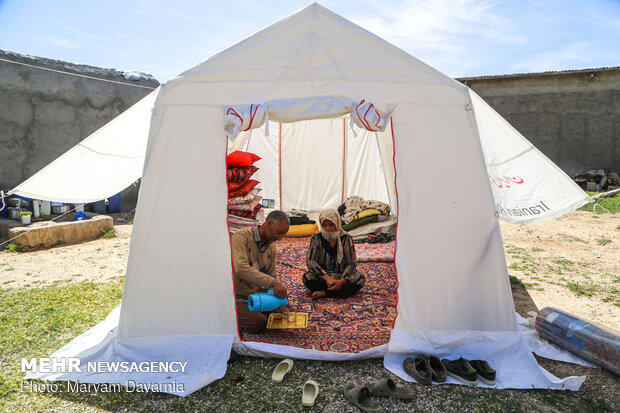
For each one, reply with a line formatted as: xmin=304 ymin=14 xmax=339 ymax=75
xmin=1 ymin=210 xmax=618 ymax=329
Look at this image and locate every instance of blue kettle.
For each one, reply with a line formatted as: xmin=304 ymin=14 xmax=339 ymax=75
xmin=248 ymin=290 xmax=287 ymax=312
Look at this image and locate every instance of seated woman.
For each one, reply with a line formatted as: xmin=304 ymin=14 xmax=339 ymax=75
xmin=302 ymin=209 xmax=365 ymax=300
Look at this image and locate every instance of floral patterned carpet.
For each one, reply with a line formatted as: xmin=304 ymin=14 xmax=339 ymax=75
xmin=241 ymin=237 xmax=398 ymax=353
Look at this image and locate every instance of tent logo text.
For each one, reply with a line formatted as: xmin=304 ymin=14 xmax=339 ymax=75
xmin=489 ymin=175 xmax=525 ymax=189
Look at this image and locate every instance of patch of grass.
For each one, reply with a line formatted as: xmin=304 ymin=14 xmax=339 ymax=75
xmin=531 ymin=247 xmax=545 ymax=252
xmin=4 ymin=243 xmax=24 ymax=253
xmin=566 ymin=281 xmax=597 ymax=297
xmin=578 ymin=192 xmax=620 ymax=213
xmin=567 ymin=235 xmax=588 ymax=244
xmin=0 ymin=280 xmax=124 ymax=411
xmin=596 ymin=238 xmax=612 ymax=245
xmin=99 ymin=228 xmax=116 ymax=239
xmin=553 ymin=258 xmax=573 ymax=266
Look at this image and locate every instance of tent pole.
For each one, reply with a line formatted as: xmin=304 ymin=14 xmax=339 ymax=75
xmin=278 ymin=122 xmax=283 ymax=210
xmin=342 ymin=118 xmax=347 ymax=204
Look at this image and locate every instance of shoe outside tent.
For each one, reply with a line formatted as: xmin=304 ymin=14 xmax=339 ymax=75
xmin=19 ymin=3 xmax=592 ymax=396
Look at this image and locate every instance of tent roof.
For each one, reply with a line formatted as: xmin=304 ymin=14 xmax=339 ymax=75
xmin=176 ymin=3 xmax=460 ymax=88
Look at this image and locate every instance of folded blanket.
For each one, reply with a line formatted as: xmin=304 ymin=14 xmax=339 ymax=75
xmin=342 ymin=215 xmax=378 ymax=231
xmin=355 ymin=241 xmax=395 ymax=262
xmin=228 ymin=196 xmax=262 ymax=211
xmin=229 ymin=188 xmax=261 ymax=205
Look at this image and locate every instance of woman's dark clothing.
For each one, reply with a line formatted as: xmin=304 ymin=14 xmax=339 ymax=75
xmin=303 ymin=233 xmax=365 ymax=298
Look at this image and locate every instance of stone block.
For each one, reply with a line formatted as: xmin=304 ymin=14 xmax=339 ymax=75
xmin=7 ymin=215 xmax=113 ymax=249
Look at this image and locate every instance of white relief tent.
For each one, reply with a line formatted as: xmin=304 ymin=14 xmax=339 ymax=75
xmin=24 ymin=3 xmax=592 ymax=396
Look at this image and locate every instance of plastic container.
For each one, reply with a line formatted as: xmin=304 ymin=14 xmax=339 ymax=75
xmin=535 ymin=307 xmax=620 ymax=375
xmin=248 ymin=290 xmax=287 ymax=312
xmin=107 ymin=193 xmax=121 ymax=213
xmin=40 ymin=201 xmax=51 ymax=216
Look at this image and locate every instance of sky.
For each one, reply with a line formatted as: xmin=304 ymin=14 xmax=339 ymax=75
xmin=0 ymin=0 xmax=618 ymax=82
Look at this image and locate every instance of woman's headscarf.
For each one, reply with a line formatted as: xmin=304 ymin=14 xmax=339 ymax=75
xmin=319 ymin=209 xmax=346 ymax=263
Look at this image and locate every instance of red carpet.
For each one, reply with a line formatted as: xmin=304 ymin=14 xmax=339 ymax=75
xmin=241 ymin=237 xmax=398 ymax=353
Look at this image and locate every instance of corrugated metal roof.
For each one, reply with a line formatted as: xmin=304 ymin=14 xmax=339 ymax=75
xmin=457 ymin=66 xmax=620 ymax=81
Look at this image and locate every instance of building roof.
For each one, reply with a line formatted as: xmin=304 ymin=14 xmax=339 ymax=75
xmin=457 ymin=66 xmax=620 ymax=82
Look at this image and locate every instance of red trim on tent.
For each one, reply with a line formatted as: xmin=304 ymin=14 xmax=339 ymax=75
xmin=278 ymin=122 xmax=283 ymax=210
xmin=225 ymin=135 xmax=242 ymax=340
xmin=342 ymin=117 xmax=346 ymax=204
xmin=244 ymin=104 xmax=259 ymax=131
xmin=390 ymin=118 xmax=400 ymax=330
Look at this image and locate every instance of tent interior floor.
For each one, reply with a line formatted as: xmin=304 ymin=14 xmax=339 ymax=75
xmin=241 ymin=237 xmax=397 ymax=352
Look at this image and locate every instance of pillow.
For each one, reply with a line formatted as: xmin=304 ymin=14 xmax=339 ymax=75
xmin=227 ymin=181 xmax=244 ymax=191
xmin=228 ymin=196 xmax=263 ymax=211
xmin=228 ymin=180 xmax=259 ymax=198
xmin=226 ymin=151 xmax=261 ymax=167
xmin=353 ymin=208 xmax=381 ymax=221
xmin=227 ymin=165 xmax=258 ymax=183
xmin=229 ymin=188 xmax=261 ymax=205
xmin=284 ymin=223 xmax=319 ymax=237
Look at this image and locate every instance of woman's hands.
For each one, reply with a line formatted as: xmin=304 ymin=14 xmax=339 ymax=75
xmin=327 ymin=278 xmax=347 ymax=291
xmin=321 ymin=274 xmax=346 ymax=291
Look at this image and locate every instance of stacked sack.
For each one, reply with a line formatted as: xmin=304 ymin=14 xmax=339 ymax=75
xmin=227 ymin=151 xmax=264 ymax=233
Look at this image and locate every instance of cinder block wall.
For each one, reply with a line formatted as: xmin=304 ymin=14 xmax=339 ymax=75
xmin=458 ymin=68 xmax=620 ymax=175
xmin=0 ymin=49 xmax=159 ymax=211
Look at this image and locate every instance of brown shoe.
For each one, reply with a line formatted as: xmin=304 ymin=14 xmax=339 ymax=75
xmin=403 ymin=356 xmax=432 ymax=385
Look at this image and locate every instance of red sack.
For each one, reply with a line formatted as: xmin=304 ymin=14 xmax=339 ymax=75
xmin=227 ymin=165 xmax=258 ymax=183
xmin=228 ymin=180 xmax=259 ymax=198
xmin=226 ymin=151 xmax=261 ymax=167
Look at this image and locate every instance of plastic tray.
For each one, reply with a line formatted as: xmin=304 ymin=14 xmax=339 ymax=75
xmin=267 ymin=312 xmax=308 ymax=329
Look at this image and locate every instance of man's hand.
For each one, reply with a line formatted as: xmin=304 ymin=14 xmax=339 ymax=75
xmin=272 ymin=280 xmax=288 ymax=298
xmin=327 ymin=278 xmax=347 ymax=291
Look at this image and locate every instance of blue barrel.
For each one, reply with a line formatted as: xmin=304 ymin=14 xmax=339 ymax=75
xmin=107 ymin=193 xmax=121 ymax=213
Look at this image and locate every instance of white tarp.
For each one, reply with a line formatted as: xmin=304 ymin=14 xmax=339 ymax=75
xmin=470 ymin=91 xmax=592 ymax=223
xmin=27 ymin=3 xmax=588 ymax=396
xmin=8 ymin=88 xmax=159 ymax=203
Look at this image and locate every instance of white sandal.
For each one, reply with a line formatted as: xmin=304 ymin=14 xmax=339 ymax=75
xmin=271 ymin=358 xmax=294 ymax=382
xmin=302 ymin=380 xmax=319 ymax=407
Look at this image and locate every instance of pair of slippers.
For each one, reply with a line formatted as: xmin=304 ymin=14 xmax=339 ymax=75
xmin=343 ymin=378 xmax=413 ymax=413
xmin=403 ymin=355 xmax=496 ymax=386
xmin=271 ymin=358 xmax=319 ymax=407
xmin=403 ymin=355 xmax=447 ymax=385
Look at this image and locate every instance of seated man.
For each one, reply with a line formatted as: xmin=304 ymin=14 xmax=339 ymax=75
xmin=231 ymin=210 xmax=290 ymax=333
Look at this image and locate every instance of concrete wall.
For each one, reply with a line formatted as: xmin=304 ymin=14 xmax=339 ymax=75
xmin=458 ymin=68 xmax=620 ymax=175
xmin=0 ymin=49 xmax=159 ymax=211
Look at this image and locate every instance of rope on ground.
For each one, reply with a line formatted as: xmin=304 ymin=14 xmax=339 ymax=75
xmin=593 ymin=202 xmax=615 ymax=216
